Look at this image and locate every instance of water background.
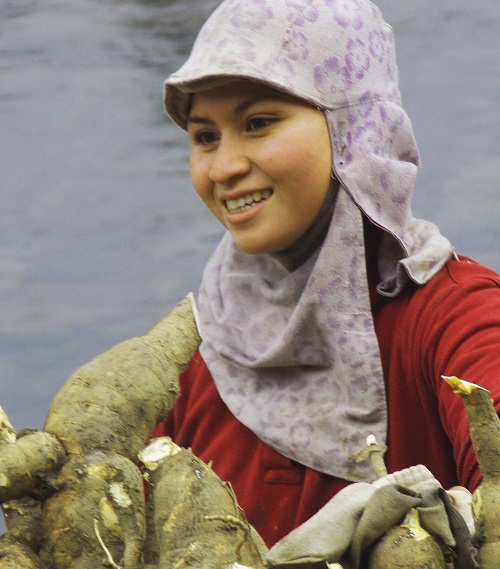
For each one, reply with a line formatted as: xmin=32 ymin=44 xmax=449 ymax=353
xmin=1 ymin=0 xmax=500 ymax=434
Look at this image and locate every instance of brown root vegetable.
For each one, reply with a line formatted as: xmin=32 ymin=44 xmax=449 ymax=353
xmin=44 ymin=294 xmax=201 ymax=462
xmin=1 ymin=497 xmax=43 ymax=554
xmin=40 ymin=451 xmax=146 ymax=569
xmin=369 ymin=507 xmax=446 ymax=568
xmin=349 ymin=434 xmax=388 ymax=478
xmin=0 ymin=534 xmax=43 ymax=569
xmin=352 ymin=436 xmax=447 ymax=569
xmin=443 ymin=375 xmax=500 ymax=568
xmin=0 ymin=430 xmax=65 ymax=503
xmin=0 ymin=295 xmax=201 ymax=565
xmin=140 ymin=437 xmax=268 ymax=569
xmin=0 ymin=410 xmax=45 ymax=561
xmin=0 ymin=407 xmax=16 ymax=446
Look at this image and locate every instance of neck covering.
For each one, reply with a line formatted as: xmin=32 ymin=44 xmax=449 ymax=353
xmin=271 ymin=179 xmax=339 ymax=272
xmin=164 ymin=0 xmax=454 ymax=482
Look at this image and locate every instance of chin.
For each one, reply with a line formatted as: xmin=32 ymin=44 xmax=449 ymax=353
xmin=232 ymin=239 xmax=269 ymax=256
xmin=233 ymin=238 xmax=286 ymax=257
xmin=234 ymin=243 xmax=268 ymax=256
xmin=230 ymin=228 xmax=294 ymax=256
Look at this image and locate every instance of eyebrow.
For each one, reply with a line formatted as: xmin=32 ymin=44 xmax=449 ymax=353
xmin=187 ymin=93 xmax=282 ymax=126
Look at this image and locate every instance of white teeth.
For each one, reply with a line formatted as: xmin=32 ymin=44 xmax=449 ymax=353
xmin=226 ymin=189 xmax=272 ymax=213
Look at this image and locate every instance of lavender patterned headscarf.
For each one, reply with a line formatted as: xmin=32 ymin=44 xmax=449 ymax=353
xmin=164 ymin=0 xmax=454 ymax=481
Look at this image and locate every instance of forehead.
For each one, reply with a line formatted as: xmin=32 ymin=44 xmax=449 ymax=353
xmin=189 ymin=80 xmax=313 ymax=115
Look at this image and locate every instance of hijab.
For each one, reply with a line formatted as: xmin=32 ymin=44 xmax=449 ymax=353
xmin=164 ymin=0 xmax=454 ymax=482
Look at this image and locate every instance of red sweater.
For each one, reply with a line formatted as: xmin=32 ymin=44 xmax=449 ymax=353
xmin=153 ymin=255 xmax=500 ymax=547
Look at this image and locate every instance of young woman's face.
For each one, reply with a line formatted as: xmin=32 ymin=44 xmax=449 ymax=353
xmin=187 ymin=81 xmax=332 ymax=255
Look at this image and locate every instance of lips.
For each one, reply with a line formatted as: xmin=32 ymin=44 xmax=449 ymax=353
xmin=225 ymin=189 xmax=272 ymax=214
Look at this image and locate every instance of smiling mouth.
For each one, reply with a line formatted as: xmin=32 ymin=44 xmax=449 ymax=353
xmin=225 ymin=189 xmax=272 ymax=214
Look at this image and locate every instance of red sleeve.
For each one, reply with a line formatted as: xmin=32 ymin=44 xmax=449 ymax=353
xmin=375 ymin=256 xmax=500 ymax=491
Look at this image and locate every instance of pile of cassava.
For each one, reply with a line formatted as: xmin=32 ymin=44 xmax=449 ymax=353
xmin=0 ymin=295 xmax=264 ymax=569
xmin=1 ymin=294 xmax=499 ymax=568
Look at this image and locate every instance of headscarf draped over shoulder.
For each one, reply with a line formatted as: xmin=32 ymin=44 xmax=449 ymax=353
xmin=164 ymin=0 xmax=454 ymax=482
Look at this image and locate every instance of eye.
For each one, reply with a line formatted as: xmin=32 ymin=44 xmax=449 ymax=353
xmin=247 ymin=116 xmax=276 ymax=132
xmin=191 ymin=129 xmax=219 ymax=147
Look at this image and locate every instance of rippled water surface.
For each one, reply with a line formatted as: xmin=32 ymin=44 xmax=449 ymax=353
xmin=1 ymin=0 xmax=500 ymax=432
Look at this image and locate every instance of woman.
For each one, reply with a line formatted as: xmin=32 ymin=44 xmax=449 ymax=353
xmin=154 ymin=0 xmax=500 ymax=553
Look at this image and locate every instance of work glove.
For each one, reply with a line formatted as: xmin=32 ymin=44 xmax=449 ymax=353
xmin=265 ymin=465 xmax=478 ymax=569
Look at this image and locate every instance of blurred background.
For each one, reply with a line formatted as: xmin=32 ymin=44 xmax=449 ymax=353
xmin=1 ymin=0 xmax=500 ymax=433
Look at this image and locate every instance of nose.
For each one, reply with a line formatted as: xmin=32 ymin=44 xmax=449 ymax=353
xmin=208 ymin=140 xmax=251 ymax=185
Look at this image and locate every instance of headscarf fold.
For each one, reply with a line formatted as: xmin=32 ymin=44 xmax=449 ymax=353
xmin=164 ymin=0 xmax=454 ymax=481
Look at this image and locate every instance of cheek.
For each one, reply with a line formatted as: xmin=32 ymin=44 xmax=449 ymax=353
xmin=189 ymin=154 xmax=225 ymax=225
xmin=267 ymin=119 xmax=331 ymax=182
xmin=309 ymin=119 xmax=332 ymax=175
xmin=189 ymin=154 xmax=211 ymax=201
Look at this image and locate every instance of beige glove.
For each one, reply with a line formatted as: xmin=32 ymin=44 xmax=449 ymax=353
xmin=265 ymin=465 xmax=477 ymax=569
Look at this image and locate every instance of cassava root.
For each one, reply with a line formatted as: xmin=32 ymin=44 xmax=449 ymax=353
xmin=0 ymin=431 xmax=65 ymax=503
xmin=443 ymin=375 xmax=500 ymax=568
xmin=0 ymin=295 xmax=207 ymax=568
xmin=368 ymin=508 xmax=446 ymax=569
xmin=44 ymin=293 xmax=201 ymax=462
xmin=140 ymin=437 xmax=268 ymax=569
xmin=352 ymin=436 xmax=447 ymax=568
xmin=0 ymin=534 xmax=43 ymax=568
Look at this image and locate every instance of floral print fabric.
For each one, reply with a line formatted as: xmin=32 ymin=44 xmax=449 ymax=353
xmin=164 ymin=0 xmax=454 ymax=481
